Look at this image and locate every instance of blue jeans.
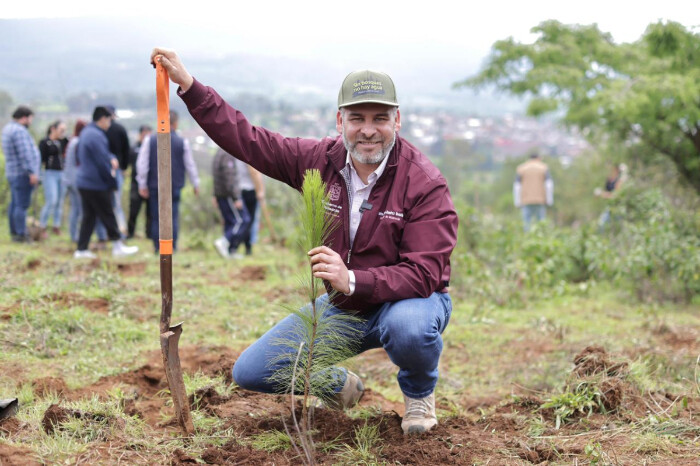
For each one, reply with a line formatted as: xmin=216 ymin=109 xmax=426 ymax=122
xmin=148 ymin=188 xmax=181 ymax=252
xmin=216 ymin=197 xmax=252 ymax=252
xmin=521 ymin=204 xmax=546 ymax=232
xmin=8 ymin=174 xmax=34 ymax=237
xmin=233 ymin=292 xmax=452 ymax=399
xmin=40 ymin=169 xmax=66 ymax=228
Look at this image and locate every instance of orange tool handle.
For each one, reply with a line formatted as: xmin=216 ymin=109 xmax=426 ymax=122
xmin=156 ymin=59 xmax=170 ymax=134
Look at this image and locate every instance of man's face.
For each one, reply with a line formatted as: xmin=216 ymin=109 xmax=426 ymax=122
xmin=336 ymin=103 xmax=401 ymax=166
xmin=19 ymin=115 xmax=33 ymax=128
xmin=96 ymin=116 xmax=112 ymax=131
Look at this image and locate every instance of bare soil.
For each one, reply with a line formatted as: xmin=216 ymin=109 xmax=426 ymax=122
xmin=2 ymin=344 xmax=694 ymax=464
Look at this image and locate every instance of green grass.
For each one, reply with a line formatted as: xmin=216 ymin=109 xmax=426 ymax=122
xmin=0 ymin=227 xmax=698 ymax=464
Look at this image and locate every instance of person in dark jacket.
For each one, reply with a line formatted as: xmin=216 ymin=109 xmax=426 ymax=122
xmin=152 ymin=48 xmax=458 ymax=435
xmin=212 ymin=148 xmax=251 ymax=259
xmin=74 ymin=106 xmax=138 ymax=259
xmin=105 ymin=105 xmax=130 ymax=234
xmin=136 ymin=111 xmax=199 ymax=253
xmin=38 ymin=120 xmax=68 ymax=236
xmin=127 ymin=125 xmax=152 ymax=239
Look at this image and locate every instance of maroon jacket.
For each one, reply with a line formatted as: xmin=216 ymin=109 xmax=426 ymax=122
xmin=180 ymin=79 xmax=458 ymax=312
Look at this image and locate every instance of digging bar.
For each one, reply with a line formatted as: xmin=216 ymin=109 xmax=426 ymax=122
xmin=155 ymin=59 xmax=194 ymax=435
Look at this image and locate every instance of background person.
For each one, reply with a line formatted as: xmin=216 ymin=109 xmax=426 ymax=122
xmin=513 ymin=153 xmax=553 ymax=232
xmin=105 ymin=105 xmax=130 ymax=235
xmin=234 ymin=158 xmax=265 ymax=256
xmin=38 ymin=120 xmax=68 ymax=236
xmin=212 ymin=148 xmax=251 ymax=259
xmin=136 ymin=110 xmax=200 ymax=253
xmin=74 ymin=106 xmax=138 ymax=258
xmin=595 ymin=162 xmax=628 ymax=230
xmin=63 ymin=120 xmax=108 ymax=244
xmin=2 ymin=105 xmax=40 ymax=243
xmin=127 ymin=124 xmax=153 ymax=239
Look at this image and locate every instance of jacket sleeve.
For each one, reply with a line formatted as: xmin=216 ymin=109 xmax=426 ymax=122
xmin=179 ymin=78 xmax=322 ymax=191
xmin=351 ymin=179 xmax=458 ymax=303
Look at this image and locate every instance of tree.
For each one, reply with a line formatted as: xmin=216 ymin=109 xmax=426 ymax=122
xmin=457 ymin=20 xmax=700 ymax=195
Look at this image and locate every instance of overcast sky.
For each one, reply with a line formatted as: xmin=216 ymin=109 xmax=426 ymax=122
xmin=4 ymin=0 xmax=697 ymax=64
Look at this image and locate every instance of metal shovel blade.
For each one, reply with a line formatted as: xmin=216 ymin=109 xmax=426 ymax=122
xmin=160 ymin=323 xmax=194 ymax=435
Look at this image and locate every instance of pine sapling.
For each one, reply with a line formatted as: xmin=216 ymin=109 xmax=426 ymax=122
xmin=267 ymin=169 xmax=364 ymax=463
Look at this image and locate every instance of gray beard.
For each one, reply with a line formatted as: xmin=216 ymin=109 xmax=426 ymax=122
xmin=343 ymin=129 xmax=396 ymax=165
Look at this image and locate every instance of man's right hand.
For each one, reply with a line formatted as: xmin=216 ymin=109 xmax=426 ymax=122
xmin=150 ymin=48 xmax=194 ymax=93
xmin=29 ymin=174 xmax=39 ymax=186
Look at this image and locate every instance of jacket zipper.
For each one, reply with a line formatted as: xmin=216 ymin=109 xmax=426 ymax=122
xmin=340 ymin=165 xmax=353 ymax=265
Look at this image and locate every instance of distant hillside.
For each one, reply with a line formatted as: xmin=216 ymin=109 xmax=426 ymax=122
xmin=0 ymin=18 xmax=524 ymax=115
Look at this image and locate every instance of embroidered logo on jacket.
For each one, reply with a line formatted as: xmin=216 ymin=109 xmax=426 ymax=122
xmin=329 ymin=183 xmax=342 ymax=202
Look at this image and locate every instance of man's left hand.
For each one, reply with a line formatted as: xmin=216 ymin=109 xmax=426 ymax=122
xmin=308 ymin=246 xmax=350 ymax=294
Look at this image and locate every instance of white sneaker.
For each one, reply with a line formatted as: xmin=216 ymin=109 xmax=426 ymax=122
xmin=74 ymin=250 xmax=97 ymax=259
xmin=229 ymin=252 xmax=244 ymax=260
xmin=112 ymin=240 xmax=138 ymax=257
xmin=214 ymin=237 xmax=230 ymax=258
xmin=401 ymin=393 xmax=437 ymax=434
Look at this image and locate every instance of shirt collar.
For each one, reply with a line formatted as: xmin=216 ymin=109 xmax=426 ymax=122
xmin=345 ymin=151 xmax=390 ymax=186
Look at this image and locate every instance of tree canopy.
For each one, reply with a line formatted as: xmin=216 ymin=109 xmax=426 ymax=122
xmin=457 ymin=20 xmax=700 ymax=195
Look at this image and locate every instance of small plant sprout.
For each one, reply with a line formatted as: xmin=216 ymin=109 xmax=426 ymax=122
xmin=267 ymin=169 xmax=363 ymax=465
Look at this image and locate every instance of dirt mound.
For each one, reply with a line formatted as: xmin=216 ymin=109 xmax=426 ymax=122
xmin=0 ymin=417 xmax=21 ymax=435
xmin=41 ymin=403 xmax=123 ymax=435
xmin=44 ymin=292 xmax=110 ymax=315
xmin=114 ymin=262 xmax=147 ymax=277
xmin=199 ymin=443 xmax=279 ymax=465
xmin=235 ymin=265 xmax=267 ymax=281
xmin=572 ymin=346 xmax=628 ymax=377
xmin=0 ymin=443 xmax=41 ymax=466
xmin=32 ymin=376 xmax=69 ymax=398
xmin=64 ymin=345 xmax=239 ymax=428
xmin=598 ymin=377 xmax=625 ymax=411
xmin=25 ymin=258 xmax=41 ymax=270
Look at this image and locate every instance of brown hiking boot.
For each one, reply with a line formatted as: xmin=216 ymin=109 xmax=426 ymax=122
xmin=401 ymin=393 xmax=437 ymax=434
xmin=52 ymin=227 xmax=61 ymax=235
xmin=324 ymin=370 xmax=364 ymax=410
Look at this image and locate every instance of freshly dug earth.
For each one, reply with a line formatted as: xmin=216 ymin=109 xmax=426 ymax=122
xmin=6 ymin=345 xmax=699 ymax=464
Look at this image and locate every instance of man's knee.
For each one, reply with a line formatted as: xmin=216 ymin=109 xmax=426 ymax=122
xmin=379 ymin=296 xmax=448 ymax=352
xmin=232 ymin=347 xmax=271 ymax=391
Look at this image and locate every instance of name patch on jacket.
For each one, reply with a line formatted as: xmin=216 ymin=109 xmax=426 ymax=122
xmin=324 ymin=201 xmax=342 ymax=218
xmin=378 ymin=210 xmax=404 ymax=221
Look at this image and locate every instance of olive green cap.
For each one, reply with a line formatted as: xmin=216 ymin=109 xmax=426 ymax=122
xmin=338 ymin=69 xmax=399 ymax=108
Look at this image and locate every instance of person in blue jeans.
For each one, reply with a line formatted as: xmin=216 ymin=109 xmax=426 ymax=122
xmin=2 ymin=106 xmax=40 ymax=242
xmin=153 ymin=48 xmax=458 ymax=435
xmin=38 ymin=120 xmax=68 ymax=236
xmin=211 ymin=148 xmax=252 ymax=259
xmin=62 ymin=120 xmax=108 ymax=244
xmin=233 ymin=292 xmax=452 ymax=406
xmin=136 ymin=111 xmax=199 ymax=253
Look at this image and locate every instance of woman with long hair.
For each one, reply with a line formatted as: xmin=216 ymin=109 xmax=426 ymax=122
xmin=38 ymin=120 xmax=68 ymax=236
